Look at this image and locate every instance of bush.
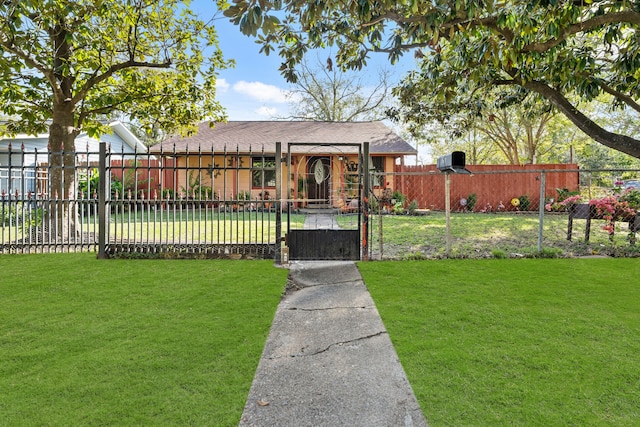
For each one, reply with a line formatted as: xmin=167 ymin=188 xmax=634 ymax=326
xmin=391 ymin=190 xmax=407 ymax=206
xmin=407 ymin=199 xmax=419 ymax=215
xmin=620 ymin=188 xmax=640 ymax=210
xmin=491 ymin=249 xmax=507 ymax=259
xmin=0 ymin=202 xmax=45 ymax=229
xmin=466 ymin=193 xmax=477 ymax=211
xmin=518 ymin=195 xmax=531 ymax=211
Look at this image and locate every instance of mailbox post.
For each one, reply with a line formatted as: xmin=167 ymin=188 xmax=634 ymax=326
xmin=437 ymin=151 xmax=471 ymax=257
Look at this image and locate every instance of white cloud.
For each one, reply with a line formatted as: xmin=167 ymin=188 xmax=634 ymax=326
xmin=216 ymin=78 xmax=230 ymax=92
xmin=255 ymin=106 xmax=278 ymax=118
xmin=233 ymin=80 xmax=289 ymax=103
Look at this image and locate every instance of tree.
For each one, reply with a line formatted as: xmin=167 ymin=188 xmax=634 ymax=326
xmin=476 ymin=107 xmax=555 ymax=165
xmin=0 ymin=0 xmax=229 ymax=237
xmin=417 ymin=124 xmax=504 ymax=164
xmin=284 ymin=57 xmax=394 ymax=121
xmin=224 ymin=0 xmax=640 ymax=158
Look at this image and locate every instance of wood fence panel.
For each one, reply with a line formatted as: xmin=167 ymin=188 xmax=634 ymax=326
xmin=395 ymin=164 xmax=579 ymax=211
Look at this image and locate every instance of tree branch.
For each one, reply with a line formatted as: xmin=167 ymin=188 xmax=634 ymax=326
xmin=73 ymin=60 xmax=172 ymax=105
xmin=522 ymin=11 xmax=640 ymax=53
xmin=598 ymin=80 xmax=640 ymax=114
xmin=521 ymin=78 xmax=640 ymax=158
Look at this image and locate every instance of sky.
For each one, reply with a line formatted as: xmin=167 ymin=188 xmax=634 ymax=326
xmin=190 ymin=1 xmax=431 ymax=162
xmin=191 ymin=1 xmax=414 ymax=119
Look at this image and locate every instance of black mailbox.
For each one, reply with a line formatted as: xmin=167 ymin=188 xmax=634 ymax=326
xmin=437 ymin=151 xmax=471 ymax=174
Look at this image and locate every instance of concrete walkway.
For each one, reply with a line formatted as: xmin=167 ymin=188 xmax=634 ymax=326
xmin=239 ymin=261 xmax=427 ymax=427
xmin=302 ymin=212 xmax=340 ymax=230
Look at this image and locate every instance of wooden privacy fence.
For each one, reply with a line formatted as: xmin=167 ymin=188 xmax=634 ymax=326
xmin=393 ymin=164 xmax=580 ymax=211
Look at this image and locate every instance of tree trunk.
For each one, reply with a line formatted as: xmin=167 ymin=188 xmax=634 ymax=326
xmin=47 ymin=109 xmax=80 ymax=241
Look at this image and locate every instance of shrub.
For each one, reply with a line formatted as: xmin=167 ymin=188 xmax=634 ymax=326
xmin=492 ymin=249 xmax=507 ymax=259
xmin=0 ymin=202 xmax=44 ymax=229
xmin=407 ymin=199 xmax=419 ymax=215
xmin=518 ymin=195 xmax=531 ymax=211
xmin=466 ymin=193 xmax=477 ymax=211
xmin=391 ymin=190 xmax=407 ymax=206
xmin=619 ymin=188 xmax=640 ymax=210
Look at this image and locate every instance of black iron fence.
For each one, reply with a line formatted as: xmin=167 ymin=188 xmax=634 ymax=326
xmin=1 ymin=142 xmax=283 ymax=258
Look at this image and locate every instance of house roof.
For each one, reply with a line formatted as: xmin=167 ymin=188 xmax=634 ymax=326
xmin=150 ymin=121 xmax=417 ymax=156
xmin=108 ymin=121 xmax=148 ymax=153
xmin=0 ymin=121 xmax=146 ymax=153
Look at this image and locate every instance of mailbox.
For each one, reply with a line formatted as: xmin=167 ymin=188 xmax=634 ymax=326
xmin=437 ymin=151 xmax=471 ymax=174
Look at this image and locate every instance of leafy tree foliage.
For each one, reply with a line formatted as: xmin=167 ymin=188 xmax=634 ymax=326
xmin=0 ymin=0 xmax=229 ymax=236
xmin=284 ymin=57 xmax=393 ymax=121
xmin=224 ymin=0 xmax=640 ymax=158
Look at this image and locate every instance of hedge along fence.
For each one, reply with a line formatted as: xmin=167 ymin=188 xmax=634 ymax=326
xmin=392 ymin=164 xmax=580 ymax=212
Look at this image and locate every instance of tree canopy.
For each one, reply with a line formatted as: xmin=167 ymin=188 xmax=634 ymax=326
xmin=0 ymin=0 xmax=229 ymax=140
xmin=0 ymin=0 xmax=230 ymax=238
xmin=224 ymin=0 xmax=640 ymax=158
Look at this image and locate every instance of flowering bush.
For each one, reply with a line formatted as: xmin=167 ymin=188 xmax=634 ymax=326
xmin=589 ymin=195 xmax=637 ymax=235
xmin=619 ymin=188 xmax=640 ymax=210
xmin=546 ymin=194 xmax=582 ymax=212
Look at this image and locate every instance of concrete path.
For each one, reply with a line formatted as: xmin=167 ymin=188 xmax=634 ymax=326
xmin=239 ymin=261 xmax=427 ymax=427
xmin=302 ymin=213 xmax=340 ymax=230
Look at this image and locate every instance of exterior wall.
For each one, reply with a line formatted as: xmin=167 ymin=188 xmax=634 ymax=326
xmin=0 ymin=128 xmax=144 ymax=199
xmin=171 ymin=152 xmax=400 ymax=205
xmin=179 ymin=154 xmax=289 ymax=201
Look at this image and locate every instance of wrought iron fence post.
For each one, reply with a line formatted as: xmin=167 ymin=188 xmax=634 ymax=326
xmin=97 ymin=142 xmax=107 ymax=259
xmin=362 ymin=141 xmax=370 ymax=261
xmin=275 ymin=141 xmax=282 ymax=264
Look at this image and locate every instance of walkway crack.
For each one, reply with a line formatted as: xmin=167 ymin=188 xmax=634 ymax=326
xmin=290 ymin=330 xmax=387 ymax=358
xmin=288 ymin=305 xmax=373 ymax=312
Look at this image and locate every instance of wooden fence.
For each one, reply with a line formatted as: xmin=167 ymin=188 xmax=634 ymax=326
xmin=393 ymin=163 xmax=580 ymax=211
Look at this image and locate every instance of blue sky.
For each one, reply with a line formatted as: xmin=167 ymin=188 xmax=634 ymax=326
xmin=192 ymin=1 xmax=415 ymax=121
xmin=190 ymin=1 xmax=430 ymax=162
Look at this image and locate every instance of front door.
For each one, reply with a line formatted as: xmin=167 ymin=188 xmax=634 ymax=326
xmin=306 ymin=156 xmax=330 ymax=206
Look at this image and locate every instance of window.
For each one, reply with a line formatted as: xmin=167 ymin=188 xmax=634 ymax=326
xmin=371 ymin=156 xmax=385 ymax=187
xmin=252 ymin=157 xmax=276 ymax=188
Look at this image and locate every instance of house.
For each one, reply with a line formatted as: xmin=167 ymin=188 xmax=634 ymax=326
xmin=0 ymin=121 xmax=146 ymax=197
xmin=149 ymin=121 xmax=417 ymax=208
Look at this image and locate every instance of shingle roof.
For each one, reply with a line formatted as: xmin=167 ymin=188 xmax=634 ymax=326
xmin=150 ymin=121 xmax=417 ymax=156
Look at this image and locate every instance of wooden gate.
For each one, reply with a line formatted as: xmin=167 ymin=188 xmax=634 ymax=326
xmin=285 ymin=142 xmax=370 ymax=261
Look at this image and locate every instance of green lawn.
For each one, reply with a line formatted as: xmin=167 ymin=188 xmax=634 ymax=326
xmin=1 ymin=211 xmax=307 ymax=245
xmin=4 ymin=255 xmax=639 ymax=426
xmin=359 ymin=259 xmax=640 ymax=426
xmin=363 ymin=212 xmax=640 ymax=258
xmin=0 ymin=253 xmax=288 ymax=426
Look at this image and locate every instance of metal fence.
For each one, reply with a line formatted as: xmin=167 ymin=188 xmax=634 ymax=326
xmin=366 ymin=168 xmax=640 ymax=260
xmin=3 ymin=141 xmax=639 ymax=260
xmin=1 ymin=142 xmax=283 ymax=258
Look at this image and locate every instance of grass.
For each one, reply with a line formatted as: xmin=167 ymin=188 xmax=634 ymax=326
xmin=3 ymin=254 xmax=640 ymax=425
xmin=1 ymin=211 xmax=307 ymax=245
xmin=359 ymin=259 xmax=640 ymax=426
xmin=364 ymin=212 xmax=640 ymax=258
xmin=0 ymin=253 xmax=288 ymax=426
